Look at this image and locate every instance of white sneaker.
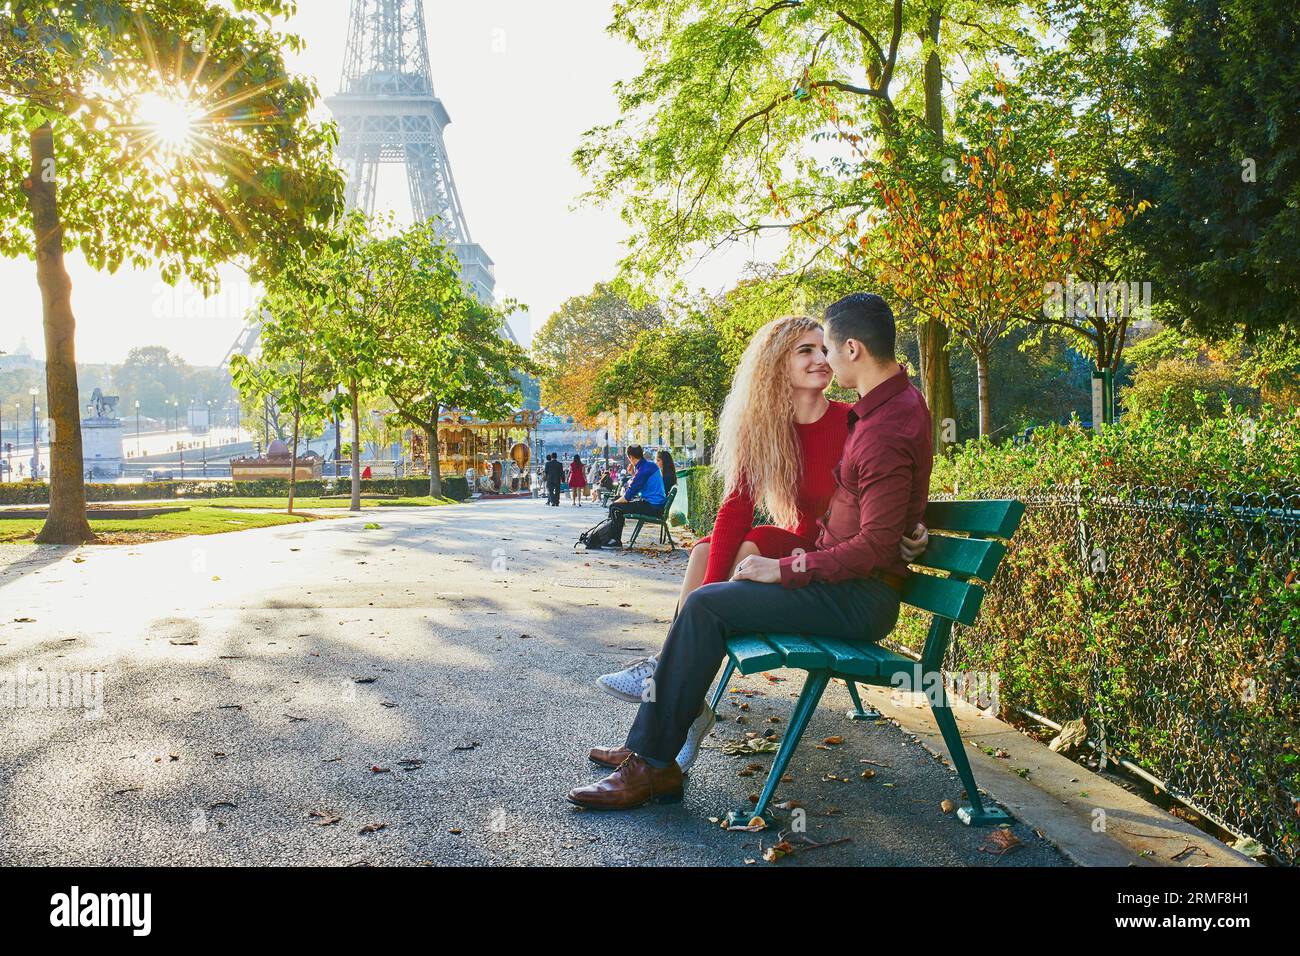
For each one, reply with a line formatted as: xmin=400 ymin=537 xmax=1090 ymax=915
xmin=596 ymin=656 xmax=658 ymax=703
xmin=675 ymin=702 xmax=716 ymax=773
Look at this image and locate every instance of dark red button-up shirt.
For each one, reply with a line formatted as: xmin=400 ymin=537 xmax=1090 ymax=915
xmin=778 ymin=365 xmax=932 ymax=588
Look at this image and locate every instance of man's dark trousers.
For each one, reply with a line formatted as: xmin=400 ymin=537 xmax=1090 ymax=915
xmin=607 ymin=499 xmax=662 ymax=541
xmin=547 ymin=482 xmax=561 ymax=506
xmin=625 ymin=577 xmax=900 ymax=765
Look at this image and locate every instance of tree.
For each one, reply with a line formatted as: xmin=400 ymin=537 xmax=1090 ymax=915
xmin=115 ymin=346 xmax=188 ymax=417
xmin=273 ymin=212 xmax=439 ymax=512
xmin=590 ymin=306 xmax=730 ymax=447
xmin=530 ymin=283 xmax=663 ymax=426
xmin=0 ymin=1 xmax=342 ymax=542
xmin=1124 ymin=0 xmax=1300 ymax=341
xmin=822 ymin=80 xmax=1137 ymax=436
xmin=230 ymin=293 xmax=334 ymax=514
xmin=377 ymin=221 xmax=537 ymax=496
xmin=575 ymin=0 xmax=1036 ymax=450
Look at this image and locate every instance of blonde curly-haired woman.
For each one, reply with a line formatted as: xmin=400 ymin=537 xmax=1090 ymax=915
xmin=594 ymin=314 xmax=927 ymax=769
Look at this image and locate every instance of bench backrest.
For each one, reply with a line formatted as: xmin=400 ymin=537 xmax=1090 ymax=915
xmin=660 ymin=483 xmax=678 ymax=513
xmin=901 ymin=499 xmax=1025 ymax=672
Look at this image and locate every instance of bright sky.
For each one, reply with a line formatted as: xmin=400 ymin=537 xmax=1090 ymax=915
xmin=1 ymin=0 xmax=757 ymax=366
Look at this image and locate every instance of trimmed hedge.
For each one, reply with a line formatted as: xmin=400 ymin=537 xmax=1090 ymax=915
xmin=0 ymin=475 xmax=471 ymax=505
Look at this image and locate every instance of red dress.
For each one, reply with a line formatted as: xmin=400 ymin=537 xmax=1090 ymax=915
xmin=567 ymin=461 xmax=587 ymax=489
xmin=697 ymin=401 xmax=851 ymax=584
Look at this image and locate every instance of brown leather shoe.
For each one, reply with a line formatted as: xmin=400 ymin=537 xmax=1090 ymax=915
xmin=567 ymin=754 xmax=684 ymax=810
xmin=588 ymin=745 xmax=634 ymax=768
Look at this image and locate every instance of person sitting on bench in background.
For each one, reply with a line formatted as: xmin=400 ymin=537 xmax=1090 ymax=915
xmin=593 ymin=445 xmax=665 ymax=549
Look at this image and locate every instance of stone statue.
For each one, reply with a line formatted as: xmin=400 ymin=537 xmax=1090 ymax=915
xmin=89 ymin=388 xmax=119 ymax=419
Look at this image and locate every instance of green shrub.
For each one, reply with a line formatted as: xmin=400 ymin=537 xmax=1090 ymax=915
xmin=932 ymin=404 xmax=1299 ymax=497
xmin=1122 ymin=358 xmax=1255 ymax=425
xmin=0 ymin=475 xmax=472 ymax=506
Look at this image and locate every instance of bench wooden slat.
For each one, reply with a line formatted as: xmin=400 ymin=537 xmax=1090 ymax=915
xmin=810 ymin=636 xmax=915 ymax=680
xmin=728 ymin=635 xmax=782 ymax=674
xmin=923 ymin=499 xmax=1024 ymax=539
xmin=900 ymin=573 xmax=985 ymax=625
xmin=912 ymin=533 xmax=1007 ymax=582
xmin=765 ymin=634 xmax=832 ymax=669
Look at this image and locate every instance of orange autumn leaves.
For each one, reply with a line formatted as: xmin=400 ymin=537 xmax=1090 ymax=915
xmin=772 ymin=84 xmax=1144 ymax=356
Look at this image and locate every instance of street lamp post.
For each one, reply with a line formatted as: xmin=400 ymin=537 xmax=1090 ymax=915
xmin=135 ymin=399 xmax=141 ymax=458
xmin=29 ymin=387 xmax=39 ymax=480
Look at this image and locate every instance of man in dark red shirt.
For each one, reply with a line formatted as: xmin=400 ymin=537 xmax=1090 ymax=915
xmin=567 ymin=293 xmax=932 ymax=810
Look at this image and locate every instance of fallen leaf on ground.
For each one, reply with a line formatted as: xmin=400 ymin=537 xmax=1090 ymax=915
xmin=979 ymin=829 xmax=1022 ymax=858
xmin=721 ymin=738 xmax=779 ymax=756
xmin=309 ymin=811 xmax=341 ymax=827
xmin=358 ymin=822 xmax=387 ymax=834
xmin=763 ymin=840 xmax=795 ymax=863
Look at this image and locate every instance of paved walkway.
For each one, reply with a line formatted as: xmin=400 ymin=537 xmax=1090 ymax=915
xmin=0 ymin=498 xmax=1068 ymax=866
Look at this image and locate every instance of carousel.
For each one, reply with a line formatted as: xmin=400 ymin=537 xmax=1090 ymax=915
xmin=412 ymin=409 xmax=542 ymax=497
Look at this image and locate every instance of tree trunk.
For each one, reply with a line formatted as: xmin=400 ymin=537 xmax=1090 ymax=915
xmin=27 ymin=125 xmax=94 ymax=545
xmin=288 ymin=358 xmax=305 ymax=515
xmin=919 ymin=9 xmax=957 ymax=454
xmin=348 ymin=379 xmax=361 ymax=512
xmin=975 ymin=350 xmax=992 ymax=438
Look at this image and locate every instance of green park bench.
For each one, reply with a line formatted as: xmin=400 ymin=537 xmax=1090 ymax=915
xmin=707 ymin=498 xmax=1025 ymax=828
xmin=627 ymin=485 xmax=679 ymax=551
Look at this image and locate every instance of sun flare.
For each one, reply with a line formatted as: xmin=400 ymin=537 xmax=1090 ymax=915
xmin=136 ymin=89 xmax=201 ymax=155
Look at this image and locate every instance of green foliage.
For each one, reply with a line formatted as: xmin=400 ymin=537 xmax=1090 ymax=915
xmin=682 ymin=465 xmax=724 ymax=536
xmin=0 ymin=0 xmax=343 ymax=282
xmin=0 ymin=475 xmax=471 ymax=505
xmin=590 ymin=306 xmax=729 ymax=427
xmin=576 ymin=0 xmax=1031 ymax=287
xmin=1122 ymin=358 xmax=1255 ymax=425
xmin=1123 ymin=0 xmax=1300 ymax=340
xmin=531 ymin=283 xmax=664 ymax=426
xmin=931 ymin=404 xmax=1299 ymax=496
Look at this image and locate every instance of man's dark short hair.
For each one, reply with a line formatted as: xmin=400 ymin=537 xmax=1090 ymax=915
xmin=626 ymin=445 xmax=644 ymax=460
xmin=825 ymin=293 xmax=896 ymax=361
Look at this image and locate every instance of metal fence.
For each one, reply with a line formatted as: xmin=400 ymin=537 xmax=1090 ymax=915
xmin=891 ymin=484 xmax=1300 ymax=864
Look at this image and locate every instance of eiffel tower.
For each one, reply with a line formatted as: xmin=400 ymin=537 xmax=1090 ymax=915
xmin=326 ymin=0 xmax=495 ymax=305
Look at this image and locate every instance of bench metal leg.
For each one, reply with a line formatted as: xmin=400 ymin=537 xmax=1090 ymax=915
xmin=660 ymin=521 xmax=676 ymax=551
xmin=709 ymin=658 xmax=737 ymax=714
xmin=930 ymin=699 xmax=1010 ymax=826
xmin=845 ymin=679 xmax=881 ymax=721
xmin=726 ymin=669 xmax=830 ymax=827
xmin=627 ymin=521 xmax=642 ymax=547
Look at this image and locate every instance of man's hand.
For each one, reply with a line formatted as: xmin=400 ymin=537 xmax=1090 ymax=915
xmin=900 ymin=522 xmax=929 ymax=562
xmin=612 ymin=496 xmax=627 ymax=505
xmin=731 ymin=554 xmax=781 ymax=584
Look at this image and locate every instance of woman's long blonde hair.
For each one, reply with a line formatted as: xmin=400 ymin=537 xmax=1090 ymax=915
xmin=713 ymin=315 xmax=823 ymax=529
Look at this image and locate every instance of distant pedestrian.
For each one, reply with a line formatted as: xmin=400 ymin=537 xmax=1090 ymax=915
xmin=543 ymin=453 xmax=563 ymax=506
xmin=567 ymin=454 xmax=587 ymax=507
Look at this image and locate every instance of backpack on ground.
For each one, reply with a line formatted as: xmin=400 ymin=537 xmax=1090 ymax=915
xmin=576 ymin=516 xmax=618 ymax=550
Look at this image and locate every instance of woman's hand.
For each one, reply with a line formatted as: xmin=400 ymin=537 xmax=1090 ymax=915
xmin=900 ymin=522 xmax=929 ymax=562
xmin=731 ymin=554 xmax=781 ymax=584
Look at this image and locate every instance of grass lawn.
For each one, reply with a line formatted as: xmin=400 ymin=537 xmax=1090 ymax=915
xmin=198 ymin=495 xmax=459 ymax=509
xmin=0 ymin=506 xmax=315 ymax=545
